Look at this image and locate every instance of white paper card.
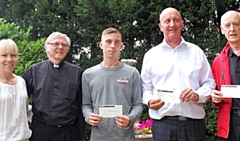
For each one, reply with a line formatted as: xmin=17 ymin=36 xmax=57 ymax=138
xmin=221 ymin=85 xmax=240 ymax=98
xmin=99 ymin=105 xmax=122 ymax=118
xmin=157 ymin=90 xmax=180 ymax=103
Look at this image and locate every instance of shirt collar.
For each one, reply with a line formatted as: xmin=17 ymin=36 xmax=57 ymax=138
xmin=48 ymin=60 xmax=64 ymax=68
xmin=229 ymin=47 xmax=236 ymax=58
xmin=162 ymin=36 xmax=187 ymax=49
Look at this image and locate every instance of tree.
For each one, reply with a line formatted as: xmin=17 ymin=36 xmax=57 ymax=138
xmin=1 ymin=0 xmax=240 ymax=140
xmin=0 ymin=0 xmax=81 ymax=63
xmin=0 ymin=18 xmax=46 ymax=75
xmin=0 ymin=0 xmax=239 ymax=68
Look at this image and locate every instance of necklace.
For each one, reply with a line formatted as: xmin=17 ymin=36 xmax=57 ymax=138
xmin=10 ymin=85 xmax=17 ymax=98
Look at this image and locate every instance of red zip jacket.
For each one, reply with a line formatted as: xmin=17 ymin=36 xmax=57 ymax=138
xmin=212 ymin=42 xmax=232 ymax=139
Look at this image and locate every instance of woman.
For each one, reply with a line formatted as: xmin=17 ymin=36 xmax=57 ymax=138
xmin=0 ymin=39 xmax=31 ymax=141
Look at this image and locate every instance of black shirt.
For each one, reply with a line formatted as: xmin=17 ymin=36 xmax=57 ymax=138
xmin=22 ymin=60 xmax=85 ymax=138
xmin=229 ymin=48 xmax=240 ymax=109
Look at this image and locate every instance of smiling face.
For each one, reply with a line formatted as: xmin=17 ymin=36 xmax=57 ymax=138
xmin=0 ymin=39 xmax=19 ymax=73
xmin=220 ymin=11 xmax=240 ymax=44
xmin=99 ymin=29 xmax=123 ymax=60
xmin=45 ymin=37 xmax=69 ymax=64
xmin=158 ymin=8 xmax=184 ymax=43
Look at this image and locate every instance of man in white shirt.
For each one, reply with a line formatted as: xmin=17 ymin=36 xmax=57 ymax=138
xmin=141 ymin=7 xmax=216 ymax=141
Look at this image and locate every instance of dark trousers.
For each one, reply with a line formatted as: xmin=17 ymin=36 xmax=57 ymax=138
xmin=30 ymin=118 xmax=78 ymax=141
xmin=152 ymin=117 xmax=206 ymax=141
xmin=218 ymin=110 xmax=240 ymax=141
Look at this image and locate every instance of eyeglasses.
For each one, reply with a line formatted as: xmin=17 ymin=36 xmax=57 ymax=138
xmin=48 ymin=42 xmax=69 ymax=48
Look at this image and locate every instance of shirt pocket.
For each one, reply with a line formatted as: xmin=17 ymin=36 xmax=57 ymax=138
xmin=64 ymin=81 xmax=78 ymax=101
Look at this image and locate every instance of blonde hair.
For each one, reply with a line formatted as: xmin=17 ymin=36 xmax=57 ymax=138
xmin=101 ymin=27 xmax=122 ymax=41
xmin=0 ymin=39 xmax=19 ymax=54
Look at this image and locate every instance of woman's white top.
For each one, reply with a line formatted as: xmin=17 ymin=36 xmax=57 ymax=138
xmin=0 ymin=76 xmax=32 ymax=141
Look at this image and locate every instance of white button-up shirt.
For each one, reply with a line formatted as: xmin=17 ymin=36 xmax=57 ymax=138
xmin=141 ymin=37 xmax=216 ymax=120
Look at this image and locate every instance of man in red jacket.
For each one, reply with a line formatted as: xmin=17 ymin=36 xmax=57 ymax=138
xmin=211 ymin=10 xmax=240 ymax=141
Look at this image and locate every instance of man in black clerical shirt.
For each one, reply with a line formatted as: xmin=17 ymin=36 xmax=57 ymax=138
xmin=22 ymin=32 xmax=85 ymax=141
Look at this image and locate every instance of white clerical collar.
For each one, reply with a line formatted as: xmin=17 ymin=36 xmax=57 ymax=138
xmin=53 ymin=64 xmax=59 ymax=68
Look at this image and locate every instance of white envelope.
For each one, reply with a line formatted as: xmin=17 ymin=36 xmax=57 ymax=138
xmin=221 ymin=85 xmax=240 ymax=98
xmin=99 ymin=105 xmax=122 ymax=118
xmin=157 ymin=90 xmax=180 ymax=103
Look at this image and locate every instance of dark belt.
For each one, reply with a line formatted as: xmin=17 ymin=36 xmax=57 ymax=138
xmin=33 ymin=116 xmax=75 ymax=128
xmin=231 ymin=109 xmax=240 ymax=116
xmin=163 ymin=116 xmax=199 ymax=121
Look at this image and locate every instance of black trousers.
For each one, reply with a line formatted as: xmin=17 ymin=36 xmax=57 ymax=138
xmin=152 ymin=117 xmax=206 ymax=141
xmin=30 ymin=118 xmax=78 ymax=141
xmin=218 ymin=110 xmax=240 ymax=141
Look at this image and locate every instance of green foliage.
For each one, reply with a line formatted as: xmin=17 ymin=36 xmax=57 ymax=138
xmin=139 ymin=105 xmax=150 ymax=122
xmin=2 ymin=0 xmax=240 ymax=140
xmin=204 ymin=100 xmax=217 ymax=141
xmin=74 ymin=0 xmax=165 ymax=70
xmin=0 ymin=18 xmax=46 ymax=75
xmin=0 ymin=0 xmax=81 ymax=63
xmin=0 ymin=18 xmax=31 ymax=41
xmin=16 ymin=38 xmax=46 ymax=75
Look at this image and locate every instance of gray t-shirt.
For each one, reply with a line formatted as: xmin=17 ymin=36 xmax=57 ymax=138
xmin=82 ymin=63 xmax=143 ymax=141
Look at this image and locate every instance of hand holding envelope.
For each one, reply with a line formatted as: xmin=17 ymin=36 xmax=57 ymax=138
xmin=211 ymin=90 xmax=223 ymax=103
xmin=98 ymin=105 xmax=129 ymax=128
xmin=115 ymin=115 xmax=130 ymax=129
xmin=157 ymin=90 xmax=180 ymax=103
xmin=148 ymin=99 xmax=165 ymax=110
xmin=99 ymin=105 xmax=122 ymax=118
xmin=88 ymin=113 xmax=103 ymax=126
xmin=88 ymin=105 xmax=124 ymax=126
xmin=157 ymin=88 xmax=198 ymax=103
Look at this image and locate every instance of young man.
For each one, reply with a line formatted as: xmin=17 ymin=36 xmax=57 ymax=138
xmin=22 ymin=32 xmax=85 ymax=141
xmin=141 ymin=7 xmax=215 ymax=141
xmin=211 ymin=10 xmax=240 ymax=141
xmin=82 ymin=27 xmax=143 ymax=141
